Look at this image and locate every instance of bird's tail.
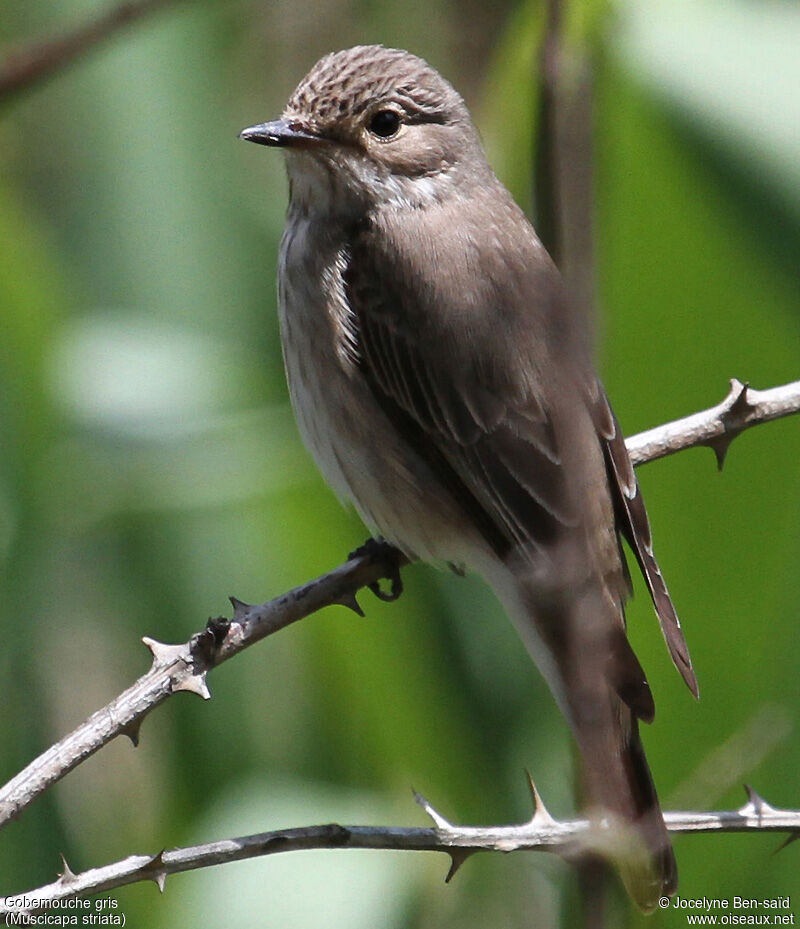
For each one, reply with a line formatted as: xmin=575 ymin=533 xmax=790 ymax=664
xmin=496 ymin=556 xmax=676 ymax=911
xmin=571 ymin=697 xmax=676 ymax=911
xmin=556 ymin=604 xmax=676 ymax=911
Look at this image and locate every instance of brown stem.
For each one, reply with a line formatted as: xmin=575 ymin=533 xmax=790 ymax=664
xmin=0 ymin=0 xmax=181 ymax=104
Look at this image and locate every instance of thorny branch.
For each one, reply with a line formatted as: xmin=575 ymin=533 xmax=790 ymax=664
xmin=625 ymin=378 xmax=800 ymax=468
xmin=0 ymin=541 xmax=406 ymax=831
xmin=1 ymin=784 xmax=798 ymax=916
xmin=0 ymin=0 xmax=182 ymax=104
xmin=0 ymin=378 xmax=798 ymax=906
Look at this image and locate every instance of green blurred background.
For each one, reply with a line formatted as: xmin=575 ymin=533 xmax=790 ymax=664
xmin=1 ymin=0 xmax=798 ymax=926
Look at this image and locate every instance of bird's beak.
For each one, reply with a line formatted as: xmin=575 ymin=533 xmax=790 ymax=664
xmin=238 ymin=119 xmax=323 ymax=148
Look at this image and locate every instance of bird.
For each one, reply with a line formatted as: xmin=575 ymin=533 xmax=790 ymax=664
xmin=239 ymin=44 xmax=697 ymax=909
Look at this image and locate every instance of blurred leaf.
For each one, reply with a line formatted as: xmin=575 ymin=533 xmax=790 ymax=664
xmin=612 ymin=0 xmax=800 ymax=214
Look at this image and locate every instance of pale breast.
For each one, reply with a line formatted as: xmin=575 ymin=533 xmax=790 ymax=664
xmin=276 ymin=211 xmax=482 ymax=563
xmin=278 ymin=215 xmax=357 ymax=503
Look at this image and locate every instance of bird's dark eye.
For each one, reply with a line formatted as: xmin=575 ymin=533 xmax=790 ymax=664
xmin=368 ymin=110 xmax=401 ymax=139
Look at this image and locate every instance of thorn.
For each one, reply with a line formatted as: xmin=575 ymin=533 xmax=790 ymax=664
xmin=120 ymin=719 xmax=143 ymax=747
xmin=711 ymin=379 xmax=753 ymax=470
xmin=173 ymin=672 xmax=211 ymax=700
xmin=727 ymin=378 xmax=753 ymax=417
xmin=145 ymin=849 xmax=165 ymax=868
xmin=412 ymin=788 xmax=453 ymax=830
xmin=143 ymin=637 xmax=187 ymax=668
xmin=229 ymin=596 xmax=252 ymax=624
xmin=774 ymin=832 xmax=800 ymax=855
xmin=139 ymin=850 xmax=168 ymax=892
xmin=744 ymin=783 xmax=771 ymax=811
xmin=444 ymin=849 xmax=473 ymax=882
xmin=708 ymin=436 xmax=733 ymax=471
xmin=741 ymin=784 xmax=775 ymax=819
xmin=58 ymin=853 xmax=76 ymax=884
xmin=335 ymin=592 xmax=365 ymax=617
xmin=525 ymin=770 xmax=555 ymax=826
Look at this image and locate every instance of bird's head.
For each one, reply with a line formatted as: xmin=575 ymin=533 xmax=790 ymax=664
xmin=240 ymin=45 xmax=489 ymax=213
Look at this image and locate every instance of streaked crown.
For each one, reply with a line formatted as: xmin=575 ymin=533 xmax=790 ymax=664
xmin=242 ymin=45 xmax=493 ymax=210
xmin=284 ymin=45 xmax=470 ymax=140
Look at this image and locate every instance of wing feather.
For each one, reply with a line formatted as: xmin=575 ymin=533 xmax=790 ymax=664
xmin=592 ymin=389 xmax=699 ymax=698
xmin=345 ymin=237 xmax=569 ymax=561
xmin=342 ymin=205 xmax=693 ymax=706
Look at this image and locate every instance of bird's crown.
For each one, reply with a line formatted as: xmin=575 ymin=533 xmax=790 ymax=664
xmin=283 ymin=45 xmax=468 ymax=140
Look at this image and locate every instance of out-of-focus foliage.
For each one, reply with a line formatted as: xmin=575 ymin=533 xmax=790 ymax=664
xmin=0 ymin=0 xmax=797 ymax=926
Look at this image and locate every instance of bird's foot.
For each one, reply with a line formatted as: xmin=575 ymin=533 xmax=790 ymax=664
xmin=348 ymin=537 xmax=405 ymax=602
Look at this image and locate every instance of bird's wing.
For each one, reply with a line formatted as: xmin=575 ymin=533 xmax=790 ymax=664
xmin=590 ymin=383 xmax=699 ymax=697
xmin=344 ymin=212 xmax=573 ymax=564
xmin=343 ymin=204 xmax=659 ymax=722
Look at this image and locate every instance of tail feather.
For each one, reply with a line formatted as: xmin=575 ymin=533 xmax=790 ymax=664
xmin=491 ymin=388 xmax=681 ymax=911
xmin=507 ymin=563 xmax=676 ymax=911
xmin=623 ymin=720 xmax=678 ymax=899
xmin=595 ymin=394 xmax=699 ymax=699
xmin=571 ymin=692 xmax=676 ymax=911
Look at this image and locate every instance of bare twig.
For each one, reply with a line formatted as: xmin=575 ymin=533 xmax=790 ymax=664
xmin=0 ymin=545 xmax=405 ymax=831
xmin=0 ymin=380 xmax=798 ymax=835
xmin=0 ymin=0 xmax=181 ymax=104
xmin=1 ymin=784 xmax=797 ymax=916
xmin=626 ymin=378 xmax=800 ymax=468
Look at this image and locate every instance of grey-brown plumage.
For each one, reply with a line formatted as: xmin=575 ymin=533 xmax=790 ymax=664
xmin=240 ymin=44 xmax=697 ymax=909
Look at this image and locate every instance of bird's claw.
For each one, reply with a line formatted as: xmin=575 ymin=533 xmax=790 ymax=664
xmin=348 ymin=537 xmax=405 ymax=602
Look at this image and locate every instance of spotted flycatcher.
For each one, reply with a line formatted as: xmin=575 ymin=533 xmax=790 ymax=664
xmin=240 ymin=45 xmax=697 ymax=909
